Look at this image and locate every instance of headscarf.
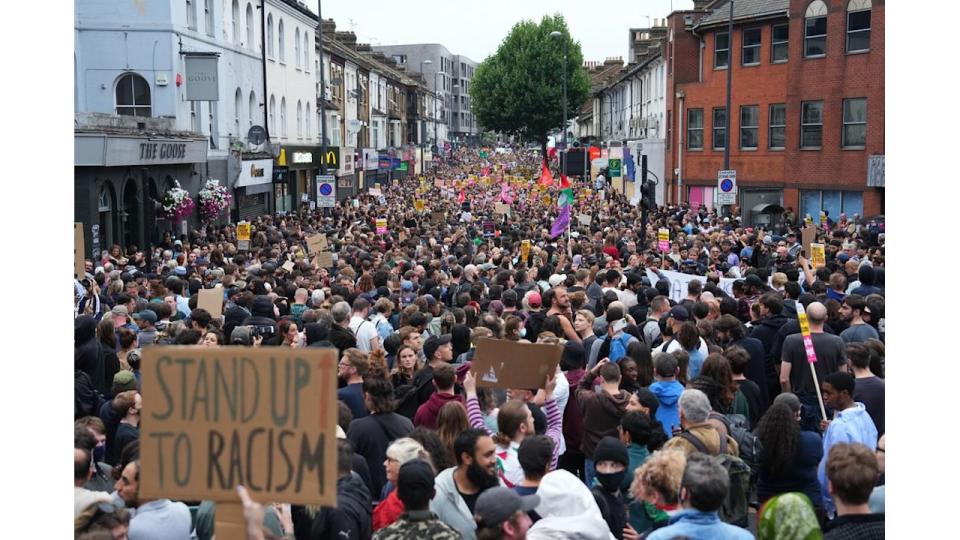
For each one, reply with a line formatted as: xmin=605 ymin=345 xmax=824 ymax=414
xmin=757 ymin=492 xmax=822 ymax=540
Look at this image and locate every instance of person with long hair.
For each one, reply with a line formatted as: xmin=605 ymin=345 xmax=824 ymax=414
xmin=626 ymin=340 xmax=654 ymax=388
xmin=95 ymin=318 xmax=121 ymax=394
xmin=435 ymin=401 xmax=469 ymax=468
xmin=115 ymin=327 xmax=138 ymax=372
xmin=675 ymin=322 xmax=706 ymax=379
xmin=390 ymin=345 xmax=421 ymax=388
xmin=753 ymin=401 xmax=824 ymax=515
xmin=689 ymin=353 xmax=737 ymax=414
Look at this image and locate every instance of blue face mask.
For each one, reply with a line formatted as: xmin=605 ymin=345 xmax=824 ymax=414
xmin=519 ymin=328 xmax=527 ymax=338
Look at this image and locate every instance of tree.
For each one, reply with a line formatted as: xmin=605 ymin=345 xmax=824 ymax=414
xmin=470 ymin=14 xmax=590 ymax=159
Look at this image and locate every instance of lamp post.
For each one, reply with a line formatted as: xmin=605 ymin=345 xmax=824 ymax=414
xmin=722 ymin=0 xmax=733 ymax=215
xmin=550 ymin=30 xmax=567 ymax=178
xmin=420 ymin=59 xmax=433 ymax=173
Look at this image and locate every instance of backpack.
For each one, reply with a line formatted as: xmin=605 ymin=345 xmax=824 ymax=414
xmin=608 ymin=334 xmax=631 ymax=363
xmin=709 ymin=411 xmax=763 ymax=474
xmin=75 ymin=370 xmax=105 ymax=420
xmin=679 ymin=430 xmax=751 ymax=527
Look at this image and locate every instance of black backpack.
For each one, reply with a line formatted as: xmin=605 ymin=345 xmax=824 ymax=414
xmin=75 ymin=370 xmax=105 ymax=420
xmin=709 ymin=411 xmax=763 ymax=474
xmin=679 ymin=430 xmax=751 ymax=528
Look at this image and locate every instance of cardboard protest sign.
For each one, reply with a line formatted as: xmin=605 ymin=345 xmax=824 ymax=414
xmin=520 ymin=240 xmax=531 ymax=265
xmin=802 ymin=226 xmax=816 ymax=256
xmin=316 ymin=252 xmax=334 ymax=268
xmin=139 ymin=346 xmax=338 ymax=506
xmin=281 ymin=261 xmax=296 ymax=273
xmin=810 ymin=243 xmax=826 ymax=268
xmin=376 ymin=218 xmax=387 ymax=235
xmin=306 ymin=234 xmax=328 ymax=254
xmin=75 ymin=223 xmax=86 ymax=279
xmin=471 ymin=339 xmax=562 ymax=389
xmin=197 ymin=285 xmax=225 ymax=320
xmin=494 ymin=203 xmax=510 ymax=215
xmin=577 ymin=214 xmax=592 ymax=227
xmin=414 ymin=200 xmax=426 ymax=213
xmin=658 ymin=228 xmax=670 ymax=252
xmin=431 ymin=211 xmax=445 ymax=225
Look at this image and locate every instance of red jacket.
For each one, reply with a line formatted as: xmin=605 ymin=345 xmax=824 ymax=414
xmin=372 ymin=488 xmax=404 ymax=532
xmin=413 ymin=392 xmax=464 ymax=429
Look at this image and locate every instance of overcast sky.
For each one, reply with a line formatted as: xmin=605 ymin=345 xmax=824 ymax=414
xmin=315 ymin=0 xmax=695 ymax=64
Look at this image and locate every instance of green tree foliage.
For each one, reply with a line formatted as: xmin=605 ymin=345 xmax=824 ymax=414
xmin=470 ymin=14 xmax=590 ymax=156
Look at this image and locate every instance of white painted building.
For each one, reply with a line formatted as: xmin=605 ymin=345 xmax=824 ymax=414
xmin=263 ymin=0 xmax=317 ymax=146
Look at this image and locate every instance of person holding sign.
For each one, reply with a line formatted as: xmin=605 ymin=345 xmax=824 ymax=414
xmin=778 ymin=302 xmax=847 ymax=432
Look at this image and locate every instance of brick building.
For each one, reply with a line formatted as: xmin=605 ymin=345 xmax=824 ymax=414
xmin=664 ymin=0 xmax=884 ymax=226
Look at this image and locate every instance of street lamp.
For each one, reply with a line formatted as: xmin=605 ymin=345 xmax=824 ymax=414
xmin=420 ymin=59 xmax=432 ymax=172
xmin=550 ymin=31 xmax=567 ymax=178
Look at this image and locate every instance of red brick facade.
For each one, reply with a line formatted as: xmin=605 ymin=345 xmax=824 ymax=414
xmin=664 ymin=0 xmax=884 ymax=219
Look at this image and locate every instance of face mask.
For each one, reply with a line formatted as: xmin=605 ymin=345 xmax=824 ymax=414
xmin=93 ymin=444 xmax=106 ymax=464
xmin=519 ymin=328 xmax=527 ymax=338
xmin=595 ymin=471 xmax=626 ymax=493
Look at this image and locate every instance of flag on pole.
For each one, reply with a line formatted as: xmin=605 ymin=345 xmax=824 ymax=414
xmin=558 ymin=188 xmax=575 ymax=207
xmin=550 ymin=204 xmax=570 ymax=238
xmin=539 ymin=161 xmax=555 ymax=188
xmin=559 ymin=174 xmax=571 ymax=189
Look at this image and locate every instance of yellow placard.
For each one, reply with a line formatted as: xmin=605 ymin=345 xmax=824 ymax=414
xmin=414 ymin=200 xmax=426 ymax=213
xmin=521 ymin=240 xmax=531 ymax=264
xmin=236 ymin=222 xmax=251 ymax=241
xmin=810 ymin=243 xmax=826 ymax=268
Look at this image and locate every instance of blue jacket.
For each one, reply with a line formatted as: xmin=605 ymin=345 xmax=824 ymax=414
xmin=646 ymin=509 xmax=753 ymax=540
xmin=818 ymin=402 xmax=878 ymax=515
xmin=650 ymin=380 xmax=684 ymax=438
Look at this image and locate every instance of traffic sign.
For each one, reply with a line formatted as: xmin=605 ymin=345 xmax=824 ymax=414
xmin=608 ymin=158 xmax=622 ymax=178
xmin=316 ymin=175 xmax=336 ymax=207
xmin=717 ymin=170 xmax=737 ymax=205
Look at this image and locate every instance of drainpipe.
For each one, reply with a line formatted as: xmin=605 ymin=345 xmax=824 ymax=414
xmin=676 ymin=90 xmax=684 ymax=205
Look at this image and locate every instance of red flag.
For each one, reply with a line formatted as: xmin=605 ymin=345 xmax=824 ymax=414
xmin=559 ymin=174 xmax=571 ymax=189
xmin=539 ymin=161 xmax=555 ymax=188
xmin=457 ymin=190 xmax=465 ymax=204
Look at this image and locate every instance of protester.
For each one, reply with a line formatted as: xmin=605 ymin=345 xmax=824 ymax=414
xmin=526 ymin=469 xmax=615 ymax=540
xmin=822 ymin=443 xmax=885 ymax=539
xmin=756 ymin=493 xmax=822 ymax=540
xmin=628 ymin=449 xmax=687 ymax=536
xmin=754 ymin=401 xmax=824 ymax=515
xmin=473 ymin=487 xmax=539 ymax=540
xmin=372 ymin=438 xmax=430 ymax=532
xmin=373 ymin=459 xmax=460 ymax=540
xmin=577 ymin=359 xmax=631 ymax=486
xmin=348 ymin=377 xmax=415 ymax=501
xmin=431 ymin=428 xmax=501 ymax=540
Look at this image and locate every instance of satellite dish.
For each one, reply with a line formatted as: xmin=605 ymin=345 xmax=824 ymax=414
xmin=247 ymin=125 xmax=266 ymax=145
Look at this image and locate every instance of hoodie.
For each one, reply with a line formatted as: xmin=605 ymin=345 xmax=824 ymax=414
xmin=527 ymin=469 xmax=616 ymax=540
xmin=413 ymin=392 xmax=464 ymax=429
xmin=649 ymin=380 xmax=684 ymax=438
xmin=430 ymin=467 xmax=482 ymax=540
xmin=241 ymin=295 xmax=278 ymax=338
xmin=304 ymin=322 xmax=332 ymax=347
xmin=75 ymin=316 xmax=109 ymax=395
xmin=577 ymin=374 xmax=631 ymax=457
xmin=850 ymin=264 xmax=882 ymax=297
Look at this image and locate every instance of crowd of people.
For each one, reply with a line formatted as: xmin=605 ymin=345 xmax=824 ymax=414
xmin=74 ymin=146 xmax=885 ymax=539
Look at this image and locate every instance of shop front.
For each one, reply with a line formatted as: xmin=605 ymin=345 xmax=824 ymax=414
xmin=235 ymin=156 xmax=274 ymax=221
xmin=75 ymin=130 xmax=207 ymax=254
xmin=336 ymin=146 xmax=356 ymax=201
xmin=274 ymin=145 xmax=340 ymax=211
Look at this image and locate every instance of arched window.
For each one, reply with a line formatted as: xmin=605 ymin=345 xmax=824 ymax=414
xmin=280 ymin=97 xmax=287 ymax=137
xmin=305 ymin=103 xmax=311 ymax=140
xmin=269 ymin=95 xmax=276 ymax=133
xmin=295 ymin=28 xmax=301 ymax=69
xmin=266 ymin=14 xmax=274 ymax=58
xmin=231 ymin=0 xmax=240 ymax=43
xmin=115 ymin=73 xmax=151 ymax=117
xmin=278 ymin=19 xmax=285 ymax=62
xmin=297 ymin=100 xmax=303 ymax=138
xmin=303 ymin=32 xmax=310 ymax=71
xmin=234 ymin=88 xmax=243 ymax=136
xmin=245 ymin=3 xmax=254 ymax=48
xmin=846 ymin=0 xmax=871 ymax=52
xmin=804 ymin=0 xmax=828 ymax=58
xmin=248 ymin=90 xmax=256 ymax=129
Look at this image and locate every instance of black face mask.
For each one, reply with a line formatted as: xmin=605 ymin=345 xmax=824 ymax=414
xmin=466 ymin=461 xmax=500 ymax=491
xmin=595 ymin=471 xmax=626 ymax=493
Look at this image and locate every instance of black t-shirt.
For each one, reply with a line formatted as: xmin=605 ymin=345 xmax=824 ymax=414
xmin=853 ymin=376 xmax=885 ymax=435
xmin=458 ymin=485 xmax=481 ymax=514
xmin=113 ymin=422 xmax=139 ymax=464
xmin=782 ymin=332 xmax=846 ymax=396
xmin=737 ymin=378 xmax=764 ymax=429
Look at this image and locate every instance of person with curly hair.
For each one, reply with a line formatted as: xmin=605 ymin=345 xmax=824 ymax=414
xmin=627 ymin=449 xmax=687 ymax=537
xmin=754 ymin=401 xmax=824 ymax=517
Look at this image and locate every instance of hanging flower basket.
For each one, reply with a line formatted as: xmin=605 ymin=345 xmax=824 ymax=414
xmin=198 ymin=178 xmax=232 ymax=223
xmin=160 ymin=180 xmax=195 ymax=222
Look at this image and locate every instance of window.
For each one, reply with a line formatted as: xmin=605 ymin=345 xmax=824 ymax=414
xmin=305 ymin=103 xmax=311 ymax=140
xmin=204 ymin=0 xmax=214 ymax=37
xmin=801 ymin=190 xmax=863 ymax=220
xmin=280 ymin=97 xmax=286 ymax=137
xmin=234 ymin=88 xmax=242 ymax=135
xmin=742 ymin=28 xmax=762 ymax=65
xmin=768 ymin=103 xmax=786 ymax=149
xmin=278 ymin=19 xmax=285 ymax=62
xmin=296 ymin=101 xmax=303 ymax=138
xmin=712 ymin=107 xmax=727 ymax=150
xmin=714 ymin=31 xmax=729 ymax=68
xmin=303 ymin=32 xmax=310 ymax=71
xmin=186 ymin=0 xmax=196 ymax=30
xmin=801 ymin=100 xmax=823 ymax=148
xmin=248 ymin=91 xmax=256 ymax=129
xmin=294 ymin=28 xmax=301 ymax=69
xmin=842 ymin=98 xmax=867 ymax=148
xmin=771 ymin=24 xmax=789 ymax=63
xmin=331 ymin=115 xmax=340 ymax=145
xmin=687 ymin=109 xmax=703 ymax=149
xmin=209 ymin=101 xmax=218 ymax=149
xmin=269 ymin=95 xmax=276 ymax=133
xmin=847 ymin=0 xmax=871 ymax=52
xmin=231 ymin=1 xmax=240 ymax=43
xmin=190 ymin=101 xmax=200 ymax=132
xmin=740 ymin=105 xmax=759 ymax=149
xmin=115 ymin=73 xmax=151 ymax=117
xmin=372 ymin=121 xmax=379 ymax=147
xmin=805 ymin=0 xmax=828 ymax=57
xmin=267 ymin=15 xmax=274 ymax=58
xmin=246 ymin=4 xmax=254 ymax=48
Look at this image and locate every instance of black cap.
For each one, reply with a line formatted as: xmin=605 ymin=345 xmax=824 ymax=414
xmin=422 ymin=334 xmax=452 ymax=361
xmin=745 ymin=274 xmax=765 ymax=288
xmin=474 ymin=487 xmax=540 ymax=529
xmin=593 ymin=436 xmax=629 ymax=465
xmin=397 ymin=459 xmax=435 ymax=499
xmin=668 ymin=305 xmax=690 ymax=322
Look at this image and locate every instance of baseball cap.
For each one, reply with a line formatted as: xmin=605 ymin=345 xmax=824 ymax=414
xmin=230 ymin=326 xmax=253 ymax=345
xmin=526 ymin=292 xmax=542 ymax=308
xmin=397 ymin=459 xmax=436 ymax=501
xmin=111 ymin=305 xmax=129 ymax=317
xmin=401 ymin=280 xmax=414 ymax=291
xmin=475 ymin=487 xmax=540 ymax=529
xmin=667 ymin=305 xmax=689 ymax=321
xmin=763 ymin=235 xmax=775 ymax=246
xmin=132 ymin=310 xmax=157 ymax=323
xmin=479 ymin=262 xmax=496 ymax=271
xmin=423 ymin=334 xmax=452 ymax=361
xmin=548 ymin=274 xmax=566 ymax=288
xmin=745 ymin=274 xmax=765 ymax=288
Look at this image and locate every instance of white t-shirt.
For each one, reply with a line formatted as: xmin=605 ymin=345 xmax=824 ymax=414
xmin=349 ymin=315 xmax=380 ymax=353
xmin=665 ymin=336 xmax=709 ymax=356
